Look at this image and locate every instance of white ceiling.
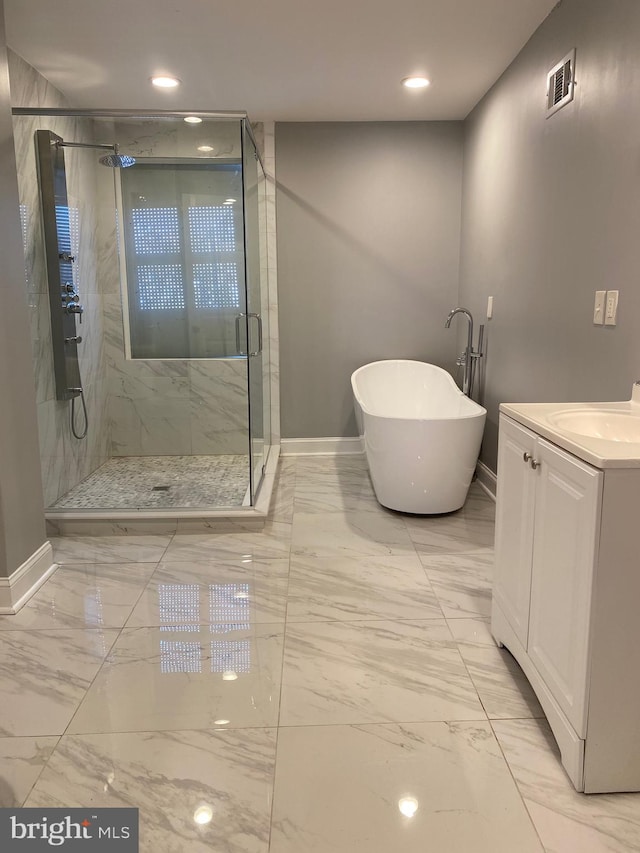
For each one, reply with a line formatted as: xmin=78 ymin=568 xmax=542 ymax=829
xmin=4 ymin=0 xmax=558 ymax=121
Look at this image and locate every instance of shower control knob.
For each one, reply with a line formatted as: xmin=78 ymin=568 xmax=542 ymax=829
xmin=59 ymin=253 xmax=76 ymax=262
xmin=63 ymin=282 xmax=76 ymax=293
xmin=66 ymin=302 xmax=83 ymax=315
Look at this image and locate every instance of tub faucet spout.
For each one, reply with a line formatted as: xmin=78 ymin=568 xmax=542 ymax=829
xmin=445 ymin=307 xmax=482 ymax=397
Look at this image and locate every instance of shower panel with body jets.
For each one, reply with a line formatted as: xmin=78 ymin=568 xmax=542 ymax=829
xmin=35 ymin=129 xmax=136 ymax=439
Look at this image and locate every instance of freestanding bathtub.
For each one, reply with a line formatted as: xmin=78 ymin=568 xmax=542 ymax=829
xmin=351 ymin=360 xmax=486 ymax=514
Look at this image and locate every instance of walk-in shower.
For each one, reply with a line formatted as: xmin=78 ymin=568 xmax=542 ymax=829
xmin=13 ymin=108 xmax=277 ymax=522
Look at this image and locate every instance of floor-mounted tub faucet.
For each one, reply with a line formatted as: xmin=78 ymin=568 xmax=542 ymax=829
xmin=445 ymin=307 xmax=484 ymax=397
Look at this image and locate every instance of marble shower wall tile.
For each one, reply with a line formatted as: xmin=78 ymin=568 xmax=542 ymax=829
xmin=7 ymin=49 xmax=50 ymax=108
xmin=26 ymin=728 xmax=277 ymax=853
xmin=10 ymin=53 xmax=111 ymax=506
xmin=492 ymin=718 xmax=640 ymax=853
xmin=189 ymin=360 xmax=250 ymax=455
xmin=106 ymin=337 xmax=251 ymax=458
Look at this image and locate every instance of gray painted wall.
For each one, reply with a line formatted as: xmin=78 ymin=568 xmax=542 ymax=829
xmin=0 ymin=2 xmax=47 ymax=578
xmin=276 ymin=122 xmax=463 ymax=438
xmin=459 ymin=0 xmax=640 ymax=472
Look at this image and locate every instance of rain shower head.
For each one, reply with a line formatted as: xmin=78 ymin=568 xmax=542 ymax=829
xmin=99 ymin=145 xmax=136 ymax=168
xmin=56 ymin=138 xmax=136 ymax=168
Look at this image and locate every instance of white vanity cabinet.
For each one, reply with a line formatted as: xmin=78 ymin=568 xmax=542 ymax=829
xmin=492 ymin=408 xmax=640 ymax=793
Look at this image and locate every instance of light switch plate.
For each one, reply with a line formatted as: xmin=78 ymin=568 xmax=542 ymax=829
xmin=605 ymin=290 xmax=619 ymax=326
xmin=593 ymin=290 xmax=605 ymax=325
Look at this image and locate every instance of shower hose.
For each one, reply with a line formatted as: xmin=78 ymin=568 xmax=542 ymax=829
xmin=70 ymin=386 xmax=89 ymax=440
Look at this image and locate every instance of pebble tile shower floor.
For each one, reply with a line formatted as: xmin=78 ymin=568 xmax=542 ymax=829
xmin=2 ymin=455 xmax=639 ymax=852
xmin=52 ymin=455 xmax=250 ymax=509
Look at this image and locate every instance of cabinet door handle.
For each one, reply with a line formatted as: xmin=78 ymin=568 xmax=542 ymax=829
xmin=530 ymin=458 xmax=540 ymax=470
xmin=523 ymin=452 xmax=532 ymax=463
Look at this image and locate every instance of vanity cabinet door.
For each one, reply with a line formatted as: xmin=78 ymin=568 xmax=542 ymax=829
xmin=492 ymin=416 xmax=538 ymax=648
xmin=527 ymin=438 xmax=602 ymax=737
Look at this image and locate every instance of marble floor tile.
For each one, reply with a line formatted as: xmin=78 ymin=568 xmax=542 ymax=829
xmin=51 ymin=535 xmax=172 ymax=565
xmin=492 ymin=718 xmax=640 ymax=852
xmin=26 ymin=728 xmax=276 ymax=853
xmin=448 ymin=619 xmax=544 ymax=719
xmin=162 ymin=521 xmax=292 ymax=562
xmin=291 ymin=511 xmax=416 ymax=558
xmin=0 ymin=563 xmax=156 ymax=631
xmin=279 ymin=619 xmax=485 ymax=726
xmin=68 ymin=624 xmax=284 ymax=734
xmin=126 ymin=559 xmax=289 ymax=628
xmin=405 ymin=513 xmax=495 ymax=556
xmin=294 ymin=455 xmax=369 ymax=477
xmin=270 ymin=721 xmax=543 ymax=853
xmin=0 ymin=629 xmax=119 ymax=737
xmin=286 ymin=555 xmax=442 ymax=622
xmin=0 ymin=736 xmax=58 ymax=807
xmin=293 ymin=471 xmax=380 ymax=514
xmin=269 ymin=469 xmax=296 ymax=523
xmin=457 ymin=484 xmax=496 ymax=521
xmin=420 ymin=552 xmax=494 ymax=618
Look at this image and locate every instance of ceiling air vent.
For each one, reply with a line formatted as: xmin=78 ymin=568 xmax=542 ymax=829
xmin=546 ymin=49 xmax=576 ymax=118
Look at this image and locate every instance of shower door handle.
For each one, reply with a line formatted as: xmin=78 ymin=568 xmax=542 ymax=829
xmin=247 ymin=313 xmax=263 ymax=357
xmin=235 ymin=313 xmax=248 ymax=356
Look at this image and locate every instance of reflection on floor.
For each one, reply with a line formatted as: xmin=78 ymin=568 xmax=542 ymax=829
xmin=2 ymin=455 xmax=640 ymax=852
xmin=51 ymin=454 xmax=250 ymax=510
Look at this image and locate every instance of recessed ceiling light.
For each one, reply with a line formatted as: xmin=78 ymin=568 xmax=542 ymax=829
xmin=184 ymin=116 xmax=202 ymax=124
xmin=151 ymin=75 xmax=181 ymax=89
xmin=402 ymin=76 xmax=430 ymax=89
xmin=197 ymin=145 xmax=214 ymax=152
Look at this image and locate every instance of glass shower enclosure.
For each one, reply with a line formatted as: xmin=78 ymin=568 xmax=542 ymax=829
xmin=13 ymin=109 xmax=272 ymax=515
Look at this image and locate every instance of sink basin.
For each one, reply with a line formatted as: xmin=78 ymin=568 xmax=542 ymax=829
xmin=548 ymin=410 xmax=640 ymax=443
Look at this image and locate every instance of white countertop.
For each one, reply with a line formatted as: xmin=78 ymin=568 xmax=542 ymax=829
xmin=500 ymin=400 xmax=640 ymax=469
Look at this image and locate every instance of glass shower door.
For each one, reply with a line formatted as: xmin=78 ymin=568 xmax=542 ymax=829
xmin=242 ymin=122 xmax=270 ymax=501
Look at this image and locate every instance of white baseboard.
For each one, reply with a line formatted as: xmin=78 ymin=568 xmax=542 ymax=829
xmin=0 ymin=541 xmax=57 ymax=615
xmin=281 ymin=437 xmax=364 ymax=456
xmin=475 ymin=461 xmax=497 ymax=501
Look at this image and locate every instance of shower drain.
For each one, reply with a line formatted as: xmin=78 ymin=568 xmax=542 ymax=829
xmin=152 ymin=485 xmax=171 ymax=491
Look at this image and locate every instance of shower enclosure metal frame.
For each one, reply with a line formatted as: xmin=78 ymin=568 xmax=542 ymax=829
xmin=15 ymin=107 xmax=277 ymax=520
